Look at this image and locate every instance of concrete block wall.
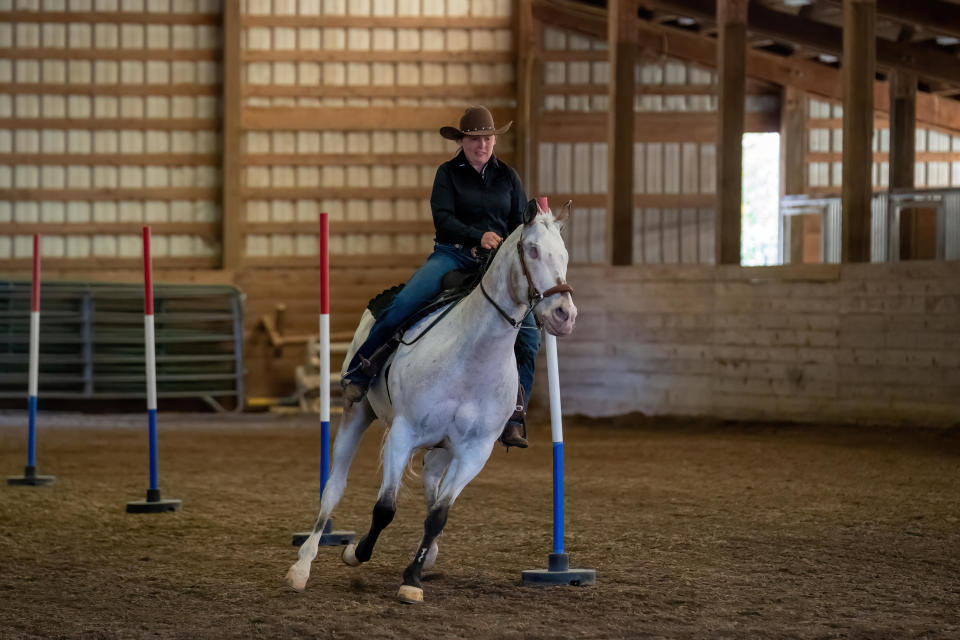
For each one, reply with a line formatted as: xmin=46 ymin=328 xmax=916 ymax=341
xmin=540 ymin=261 xmax=960 ymax=427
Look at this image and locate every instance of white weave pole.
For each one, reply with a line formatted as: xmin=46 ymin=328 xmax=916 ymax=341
xmin=521 ymin=199 xmax=596 ymax=587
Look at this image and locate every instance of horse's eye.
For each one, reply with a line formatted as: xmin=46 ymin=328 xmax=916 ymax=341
xmin=528 ymin=245 xmax=539 ymax=260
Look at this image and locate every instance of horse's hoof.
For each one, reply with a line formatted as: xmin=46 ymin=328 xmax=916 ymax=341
xmin=341 ymin=543 xmax=361 ymax=567
xmin=397 ymin=585 xmax=423 ymax=604
xmin=284 ymin=565 xmax=308 ymax=592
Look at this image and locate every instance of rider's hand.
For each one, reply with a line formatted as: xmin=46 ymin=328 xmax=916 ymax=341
xmin=480 ymin=231 xmax=503 ymax=250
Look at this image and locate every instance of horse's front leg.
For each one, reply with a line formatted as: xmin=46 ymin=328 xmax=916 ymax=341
xmin=398 ymin=442 xmax=494 ymax=604
xmin=285 ymin=399 xmax=375 ymax=592
xmin=419 ymin=447 xmax=452 ymax=571
xmin=341 ymin=416 xmax=417 ymax=567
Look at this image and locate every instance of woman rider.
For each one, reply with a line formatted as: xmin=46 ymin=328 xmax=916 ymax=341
xmin=341 ymin=106 xmax=539 ymax=448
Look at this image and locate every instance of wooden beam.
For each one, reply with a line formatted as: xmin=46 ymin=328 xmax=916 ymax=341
xmin=0 ymin=84 xmax=218 ymax=96
xmin=516 ymin=0 xmax=536 ymax=190
xmin=0 ymin=153 xmax=217 ymax=167
xmin=608 ymin=0 xmax=639 ymax=266
xmin=716 ymin=0 xmax=747 ymax=266
xmin=242 ymin=107 xmax=515 ymax=131
xmin=889 ymin=70 xmax=916 ymax=191
xmin=0 ymin=11 xmax=219 ymax=24
xmin=0 ymin=48 xmax=217 ymax=61
xmin=0 ymin=223 xmax=219 ymax=237
xmin=243 ymin=84 xmax=515 ymax=99
xmin=537 ymin=111 xmax=779 ymax=142
xmin=841 ymin=0 xmax=876 ymax=264
xmin=3 ymin=188 xmax=218 ymax=201
xmin=780 ymin=85 xmax=807 ymax=197
xmin=240 ymin=15 xmax=511 ymax=28
xmin=0 ymin=118 xmax=217 ymax=131
xmin=242 ymin=51 xmax=513 ymax=63
xmin=221 ymin=0 xmax=242 ymax=271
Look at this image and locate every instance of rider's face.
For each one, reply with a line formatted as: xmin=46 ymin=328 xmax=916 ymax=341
xmin=461 ymin=134 xmax=496 ymax=169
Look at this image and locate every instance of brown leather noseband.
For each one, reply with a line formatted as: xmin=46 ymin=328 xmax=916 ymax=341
xmin=479 ymin=230 xmax=574 ymax=329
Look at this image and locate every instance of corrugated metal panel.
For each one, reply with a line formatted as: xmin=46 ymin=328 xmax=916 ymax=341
xmin=871 ymin=194 xmax=888 ymax=263
xmin=945 ymin=193 xmax=960 ymax=261
xmin=825 ymin=199 xmax=842 ymax=263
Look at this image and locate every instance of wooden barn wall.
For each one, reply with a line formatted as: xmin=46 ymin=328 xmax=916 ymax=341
xmin=236 ymin=0 xmax=518 ymax=397
xmin=539 ymin=261 xmax=960 ymax=426
xmin=0 ymin=0 xmax=223 ymax=269
xmin=801 ymin=96 xmax=960 ymax=195
xmin=532 ymin=23 xmax=780 ymax=266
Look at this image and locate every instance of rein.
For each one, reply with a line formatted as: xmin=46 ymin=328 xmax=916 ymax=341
xmin=479 ymin=228 xmax=573 ymax=329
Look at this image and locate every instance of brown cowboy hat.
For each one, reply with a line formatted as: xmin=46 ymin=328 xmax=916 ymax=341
xmin=440 ymin=106 xmax=512 ymax=140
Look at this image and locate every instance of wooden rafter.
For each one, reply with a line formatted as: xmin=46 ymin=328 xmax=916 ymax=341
xmin=648 ymin=0 xmax=960 ymax=87
xmin=823 ymin=0 xmax=960 ymax=40
xmin=531 ymin=0 xmax=960 ymax=131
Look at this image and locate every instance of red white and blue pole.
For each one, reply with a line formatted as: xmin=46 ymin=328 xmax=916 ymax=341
xmin=143 ymin=227 xmax=159 ymax=494
xmin=521 ymin=197 xmax=595 ymax=586
xmin=292 ymin=212 xmax=353 ymax=546
xmin=27 ymin=235 xmax=41 ymax=472
xmin=319 ymin=213 xmax=331 ymax=493
xmin=7 ymin=235 xmax=55 ymax=486
xmin=126 ymin=227 xmax=180 ymax=513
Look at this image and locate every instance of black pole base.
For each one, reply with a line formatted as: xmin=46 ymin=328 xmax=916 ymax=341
xmin=521 ymin=553 xmax=597 ymax=586
xmin=7 ymin=465 xmax=55 ymax=486
xmin=126 ymin=488 xmax=181 ymax=514
xmin=292 ymin=518 xmax=354 ymax=547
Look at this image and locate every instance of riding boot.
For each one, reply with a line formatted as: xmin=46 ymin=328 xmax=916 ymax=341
xmin=341 ymin=335 xmax=400 ymax=404
xmin=499 ymin=387 xmax=528 ymax=448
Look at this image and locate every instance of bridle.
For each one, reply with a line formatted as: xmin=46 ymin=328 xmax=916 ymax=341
xmin=479 ymin=227 xmax=574 ymax=329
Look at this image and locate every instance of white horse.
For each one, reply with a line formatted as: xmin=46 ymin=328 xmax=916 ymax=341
xmin=285 ymin=201 xmax=577 ymax=603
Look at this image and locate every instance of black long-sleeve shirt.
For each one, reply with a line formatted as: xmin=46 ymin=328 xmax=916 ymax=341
xmin=430 ymin=150 xmax=527 ymax=247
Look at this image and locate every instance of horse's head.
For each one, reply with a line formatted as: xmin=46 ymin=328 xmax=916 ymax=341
xmin=515 ymin=199 xmax=578 ymax=336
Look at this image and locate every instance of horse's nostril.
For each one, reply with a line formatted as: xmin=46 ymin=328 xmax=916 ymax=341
xmin=554 ymin=307 xmax=569 ymax=322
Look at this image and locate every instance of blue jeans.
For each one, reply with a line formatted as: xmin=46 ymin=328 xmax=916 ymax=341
xmin=348 ymin=243 xmax=540 ymax=404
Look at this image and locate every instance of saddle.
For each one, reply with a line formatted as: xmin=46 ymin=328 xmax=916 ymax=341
xmin=356 ymin=265 xmax=486 ymax=380
xmin=366 ymin=267 xmax=481 ymax=323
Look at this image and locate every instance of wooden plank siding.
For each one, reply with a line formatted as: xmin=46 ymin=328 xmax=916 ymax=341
xmin=232 ymin=0 xmax=519 ymax=396
xmin=0 ymin=3 xmax=223 ymax=265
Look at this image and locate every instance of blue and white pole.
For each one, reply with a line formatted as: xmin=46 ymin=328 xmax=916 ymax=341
xmin=8 ymin=235 xmax=55 ymax=486
xmin=521 ymin=200 xmax=596 ymax=587
xmin=292 ymin=212 xmax=354 ymax=546
xmin=126 ymin=227 xmax=180 ymax=513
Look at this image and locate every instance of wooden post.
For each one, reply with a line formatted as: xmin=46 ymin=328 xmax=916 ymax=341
xmin=221 ymin=0 xmax=242 ymax=271
xmin=716 ymin=0 xmax=747 ymax=265
xmin=780 ymin=86 xmax=806 ymax=197
xmin=781 ymin=85 xmax=807 ymax=264
xmin=889 ymin=70 xmax=916 ymax=191
xmin=607 ymin=0 xmax=638 ymax=266
xmin=515 ymin=0 xmax=536 ymax=191
xmin=841 ymin=0 xmax=876 ymax=263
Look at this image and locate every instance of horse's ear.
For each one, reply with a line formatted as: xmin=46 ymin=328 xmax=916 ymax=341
xmin=523 ymin=199 xmax=539 ymax=226
xmin=554 ymin=200 xmax=572 ymax=228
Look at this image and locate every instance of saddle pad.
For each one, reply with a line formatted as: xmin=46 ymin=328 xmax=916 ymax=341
xmin=365 ymin=266 xmax=482 ymax=329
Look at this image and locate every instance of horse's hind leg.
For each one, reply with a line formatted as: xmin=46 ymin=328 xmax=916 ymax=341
xmin=398 ymin=443 xmax=494 ymax=603
xmin=419 ymin=447 xmax=452 ymax=571
xmin=341 ymin=416 xmax=417 ymax=567
xmin=285 ymin=399 xmax=375 ymax=592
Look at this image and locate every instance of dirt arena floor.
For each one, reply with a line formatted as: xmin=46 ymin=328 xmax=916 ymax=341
xmin=1 ymin=410 xmax=959 ymax=639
